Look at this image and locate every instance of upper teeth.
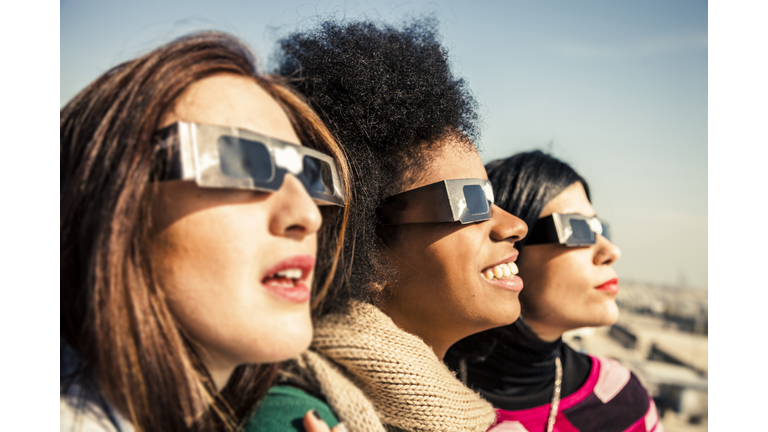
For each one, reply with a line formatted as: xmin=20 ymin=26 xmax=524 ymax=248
xmin=482 ymin=262 xmax=519 ymax=281
xmin=275 ymin=268 xmax=302 ymax=279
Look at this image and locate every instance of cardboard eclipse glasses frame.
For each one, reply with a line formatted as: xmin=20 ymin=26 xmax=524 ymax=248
xmin=377 ymin=179 xmax=495 ymax=225
xmin=525 ymin=213 xmax=612 ymax=247
xmin=153 ymin=121 xmax=345 ymax=206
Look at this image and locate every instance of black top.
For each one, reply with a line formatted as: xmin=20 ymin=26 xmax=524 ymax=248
xmin=445 ymin=321 xmax=592 ymax=411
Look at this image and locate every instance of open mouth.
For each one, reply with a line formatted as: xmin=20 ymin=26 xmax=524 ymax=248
xmin=481 ymin=261 xmax=519 ymax=281
xmin=260 ymin=254 xmax=315 ymax=303
xmin=262 ymin=268 xmax=307 ymax=288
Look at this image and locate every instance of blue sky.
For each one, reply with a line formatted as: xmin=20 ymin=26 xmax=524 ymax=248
xmin=61 ymin=0 xmax=708 ymax=289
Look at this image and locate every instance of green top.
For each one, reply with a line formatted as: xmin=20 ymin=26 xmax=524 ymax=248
xmin=244 ymin=385 xmax=340 ymax=431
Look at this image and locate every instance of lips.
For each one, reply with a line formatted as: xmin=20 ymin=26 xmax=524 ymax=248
xmin=261 ymin=254 xmax=315 ymax=303
xmin=595 ymin=278 xmax=619 ymax=293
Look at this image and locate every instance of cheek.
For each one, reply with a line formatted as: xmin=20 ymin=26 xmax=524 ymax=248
xmin=519 ymin=248 xmax=617 ymax=327
xmin=151 ymin=206 xmax=263 ymax=299
xmin=519 ymin=250 xmax=588 ymax=306
xmin=398 ymin=228 xmax=484 ymax=292
xmin=148 ymin=204 xmax=313 ymax=364
xmin=547 ymin=251 xmax=596 ymax=289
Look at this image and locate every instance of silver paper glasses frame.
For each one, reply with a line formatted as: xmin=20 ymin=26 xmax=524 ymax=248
xmin=525 ymin=213 xmax=612 ymax=247
xmin=377 ymin=178 xmax=495 ymax=225
xmin=155 ymin=121 xmax=345 ymax=206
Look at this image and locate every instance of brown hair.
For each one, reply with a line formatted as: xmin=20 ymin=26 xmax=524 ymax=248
xmin=60 ymin=31 xmax=351 ymax=431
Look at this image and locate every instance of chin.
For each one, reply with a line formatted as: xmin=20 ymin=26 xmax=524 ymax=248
xmin=606 ymin=303 xmax=620 ymax=325
xmin=245 ymin=332 xmax=313 ymax=363
xmin=478 ymin=305 xmax=522 ymax=333
xmin=592 ymin=301 xmax=620 ymax=327
xmin=242 ymin=317 xmax=314 ymax=363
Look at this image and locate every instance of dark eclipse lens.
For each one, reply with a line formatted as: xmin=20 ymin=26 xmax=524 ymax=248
xmin=217 ymin=136 xmax=273 ymax=180
xmin=463 ymin=184 xmax=489 ymax=215
xmin=569 ymin=219 xmax=594 ymax=243
xmin=301 ymin=156 xmax=333 ymax=193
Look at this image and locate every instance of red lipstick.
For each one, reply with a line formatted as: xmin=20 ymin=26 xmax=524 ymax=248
xmin=261 ymin=254 xmax=315 ymax=303
xmin=595 ymin=278 xmax=619 ymax=293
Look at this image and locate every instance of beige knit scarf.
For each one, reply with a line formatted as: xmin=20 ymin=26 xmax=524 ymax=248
xmin=281 ymin=301 xmax=496 ymax=432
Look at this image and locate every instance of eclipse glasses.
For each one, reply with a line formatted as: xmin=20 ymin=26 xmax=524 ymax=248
xmin=525 ymin=213 xmax=612 ymax=247
xmin=154 ymin=121 xmax=345 ymax=206
xmin=377 ymin=179 xmax=495 ymax=225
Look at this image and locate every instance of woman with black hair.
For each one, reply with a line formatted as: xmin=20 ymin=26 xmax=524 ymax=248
xmin=445 ymin=151 xmax=663 ymax=432
xmin=246 ymin=18 xmax=528 ymax=432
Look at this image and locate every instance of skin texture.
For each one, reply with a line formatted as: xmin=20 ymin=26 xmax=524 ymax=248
xmin=380 ymin=138 xmax=529 ymax=360
xmin=303 ymin=411 xmax=347 ymax=432
xmin=517 ymin=182 xmax=622 ymax=341
xmin=147 ymin=74 xmax=321 ymax=389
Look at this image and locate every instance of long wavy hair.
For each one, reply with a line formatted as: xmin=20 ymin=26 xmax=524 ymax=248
xmin=60 ymin=31 xmax=351 ymax=431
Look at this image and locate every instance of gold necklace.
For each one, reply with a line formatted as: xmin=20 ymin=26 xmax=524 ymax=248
xmin=546 ymin=356 xmax=562 ymax=432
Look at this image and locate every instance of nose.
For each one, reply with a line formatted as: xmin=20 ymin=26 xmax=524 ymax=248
xmin=594 ymin=234 xmax=621 ymax=266
xmin=488 ymin=204 xmax=528 ymax=242
xmin=268 ymin=174 xmax=323 ymax=240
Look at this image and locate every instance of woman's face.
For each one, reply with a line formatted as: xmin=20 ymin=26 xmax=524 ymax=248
xmin=517 ymin=182 xmax=622 ymax=341
xmin=380 ymin=139 xmax=528 ymax=359
xmin=147 ymin=74 xmax=321 ymax=387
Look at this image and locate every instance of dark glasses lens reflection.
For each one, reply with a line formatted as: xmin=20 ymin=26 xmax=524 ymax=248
xmin=463 ymin=184 xmax=489 ymax=216
xmin=569 ymin=219 xmax=594 ymax=243
xmin=301 ymin=156 xmax=334 ymax=194
xmin=218 ymin=136 xmax=273 ymax=181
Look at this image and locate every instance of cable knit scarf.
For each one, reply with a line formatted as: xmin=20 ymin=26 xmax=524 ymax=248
xmin=281 ymin=301 xmax=496 ymax=432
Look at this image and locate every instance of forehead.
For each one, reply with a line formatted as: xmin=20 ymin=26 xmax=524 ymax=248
xmin=540 ymin=182 xmax=595 ymax=218
xmin=160 ymin=73 xmax=300 ymax=145
xmin=398 ymin=137 xmax=486 ymax=193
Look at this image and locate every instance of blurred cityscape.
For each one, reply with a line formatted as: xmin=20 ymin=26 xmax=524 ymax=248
xmin=563 ymin=281 xmax=708 ymax=432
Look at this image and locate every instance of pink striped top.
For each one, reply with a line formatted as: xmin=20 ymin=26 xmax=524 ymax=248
xmin=489 ymin=356 xmax=664 ymax=432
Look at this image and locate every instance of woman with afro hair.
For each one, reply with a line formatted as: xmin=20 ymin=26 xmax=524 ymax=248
xmin=245 ymin=18 xmax=528 ymax=432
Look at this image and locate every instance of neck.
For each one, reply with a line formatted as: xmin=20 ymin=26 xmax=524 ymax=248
xmin=455 ymin=320 xmax=564 ymax=397
xmin=379 ymin=302 xmax=457 ymax=361
xmin=197 ymin=352 xmax=236 ymax=391
xmin=208 ymin=366 xmax=235 ymax=391
xmin=525 ymin=320 xmax=565 ymax=342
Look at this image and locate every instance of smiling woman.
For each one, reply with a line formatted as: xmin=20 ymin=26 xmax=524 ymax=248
xmin=244 ymin=18 xmax=527 ymax=432
xmin=445 ymin=151 xmax=661 ymax=432
xmin=60 ymin=32 xmax=350 ymax=432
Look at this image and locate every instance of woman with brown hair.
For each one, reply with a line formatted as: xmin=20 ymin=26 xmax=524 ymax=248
xmin=60 ymin=31 xmax=351 ymax=431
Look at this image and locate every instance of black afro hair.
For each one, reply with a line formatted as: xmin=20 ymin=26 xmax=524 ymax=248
xmin=275 ymin=17 xmax=481 ymax=315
